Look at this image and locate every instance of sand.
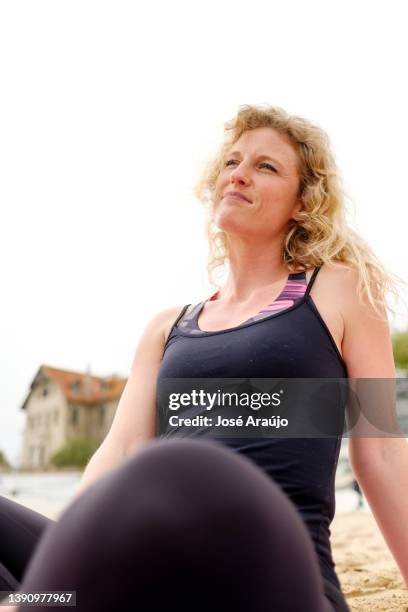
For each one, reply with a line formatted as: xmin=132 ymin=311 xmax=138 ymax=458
xmin=3 ymin=494 xmax=408 ymax=610
xmin=331 ymin=512 xmax=408 ymax=611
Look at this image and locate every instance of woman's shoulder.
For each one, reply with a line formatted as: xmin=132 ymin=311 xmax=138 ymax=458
xmin=314 ymin=261 xmax=364 ymax=316
xmin=320 ymin=262 xmax=394 ymax=378
xmin=296 ymin=262 xmax=357 ymax=304
xmin=159 ymin=303 xmax=196 ymax=345
xmin=305 ymin=262 xmax=362 ymax=359
xmin=316 ymin=261 xmax=360 ymax=291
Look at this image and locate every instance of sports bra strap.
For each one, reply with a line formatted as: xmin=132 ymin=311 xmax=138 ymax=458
xmin=169 ymin=304 xmax=191 ymax=333
xmin=304 ymin=266 xmax=321 ymax=297
xmin=164 ymin=304 xmax=191 ymax=345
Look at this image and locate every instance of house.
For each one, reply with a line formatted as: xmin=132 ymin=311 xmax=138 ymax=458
xmin=20 ymin=365 xmax=127 ymax=470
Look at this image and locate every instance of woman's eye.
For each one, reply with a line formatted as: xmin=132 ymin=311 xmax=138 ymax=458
xmin=259 ymin=162 xmax=277 ymax=172
xmin=224 ymin=159 xmax=277 ymax=172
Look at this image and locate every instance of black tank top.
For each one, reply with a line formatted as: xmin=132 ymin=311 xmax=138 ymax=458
xmin=157 ymin=267 xmax=349 ymax=608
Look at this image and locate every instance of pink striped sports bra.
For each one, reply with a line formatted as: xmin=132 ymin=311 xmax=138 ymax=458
xmin=177 ymin=270 xmax=308 ymax=333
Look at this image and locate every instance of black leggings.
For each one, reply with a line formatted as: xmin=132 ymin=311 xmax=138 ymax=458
xmin=0 ymin=438 xmax=348 ymax=611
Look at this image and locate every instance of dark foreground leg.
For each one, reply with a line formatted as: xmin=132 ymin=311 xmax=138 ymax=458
xmin=0 ymin=496 xmax=54 ymax=590
xmin=16 ymin=439 xmax=343 ymax=611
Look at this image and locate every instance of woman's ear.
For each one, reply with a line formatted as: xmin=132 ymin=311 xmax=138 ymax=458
xmin=291 ymin=200 xmax=302 ymax=221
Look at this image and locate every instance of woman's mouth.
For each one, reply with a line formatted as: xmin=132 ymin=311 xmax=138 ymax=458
xmin=223 ymin=191 xmax=252 ymax=204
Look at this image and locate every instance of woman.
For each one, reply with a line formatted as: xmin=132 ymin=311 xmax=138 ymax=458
xmin=1 ymin=104 xmax=407 ymax=611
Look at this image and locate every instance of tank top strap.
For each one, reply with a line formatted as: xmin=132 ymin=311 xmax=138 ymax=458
xmin=304 ymin=266 xmax=322 ymax=298
xmin=167 ymin=303 xmax=192 ymax=338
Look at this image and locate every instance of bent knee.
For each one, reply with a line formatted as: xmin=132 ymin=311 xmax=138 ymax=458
xmin=117 ymin=438 xmax=290 ymax=516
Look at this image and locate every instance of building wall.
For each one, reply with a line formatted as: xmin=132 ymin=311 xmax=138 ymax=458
xmin=20 ymin=381 xmax=118 ymax=470
xmin=84 ymin=400 xmax=117 ymax=442
xmin=65 ymin=400 xmax=116 ymax=445
xmin=21 ymin=381 xmax=68 ymax=469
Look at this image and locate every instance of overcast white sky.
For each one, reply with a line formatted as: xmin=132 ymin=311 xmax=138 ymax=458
xmin=1 ymin=1 xmax=407 ymax=466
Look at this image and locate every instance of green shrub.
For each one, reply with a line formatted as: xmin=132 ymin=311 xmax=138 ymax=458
xmin=392 ymin=329 xmax=408 ymax=375
xmin=50 ymin=437 xmax=99 ymax=469
xmin=0 ymin=450 xmax=10 ymax=470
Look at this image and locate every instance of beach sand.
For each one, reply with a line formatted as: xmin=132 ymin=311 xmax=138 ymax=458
xmin=4 ymin=495 xmax=408 ymax=610
xmin=331 ymin=511 xmax=408 ymax=611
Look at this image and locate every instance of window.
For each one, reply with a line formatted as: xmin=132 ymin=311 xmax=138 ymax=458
xmin=71 ymin=380 xmax=81 ymax=393
xmin=70 ymin=407 xmax=79 ymax=427
xmin=42 ymin=388 xmax=48 ymax=397
xmin=99 ymin=404 xmax=106 ymax=427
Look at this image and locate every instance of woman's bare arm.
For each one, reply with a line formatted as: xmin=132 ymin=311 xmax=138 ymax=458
xmin=338 ymin=267 xmax=408 ymax=583
xmin=72 ymin=305 xmax=185 ymax=501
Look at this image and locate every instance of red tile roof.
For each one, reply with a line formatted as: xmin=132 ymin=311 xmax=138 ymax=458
xmin=21 ymin=365 xmax=127 ymax=409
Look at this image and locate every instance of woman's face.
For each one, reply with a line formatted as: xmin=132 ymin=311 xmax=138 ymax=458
xmin=213 ymin=127 xmax=302 ymax=240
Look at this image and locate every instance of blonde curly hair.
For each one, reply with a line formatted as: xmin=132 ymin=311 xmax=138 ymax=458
xmin=194 ymin=104 xmax=406 ymax=323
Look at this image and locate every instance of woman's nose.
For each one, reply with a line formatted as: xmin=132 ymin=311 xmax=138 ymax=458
xmin=230 ymin=167 xmax=249 ymax=186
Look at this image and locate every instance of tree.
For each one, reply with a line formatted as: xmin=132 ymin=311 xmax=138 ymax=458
xmin=392 ymin=328 xmax=408 ymax=376
xmin=0 ymin=450 xmax=11 ymax=471
xmin=50 ymin=437 xmax=99 ymax=469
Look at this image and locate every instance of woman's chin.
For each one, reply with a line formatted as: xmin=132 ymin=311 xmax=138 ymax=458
xmin=214 ymin=212 xmax=250 ymax=235
xmin=214 ymin=222 xmax=248 ymax=237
